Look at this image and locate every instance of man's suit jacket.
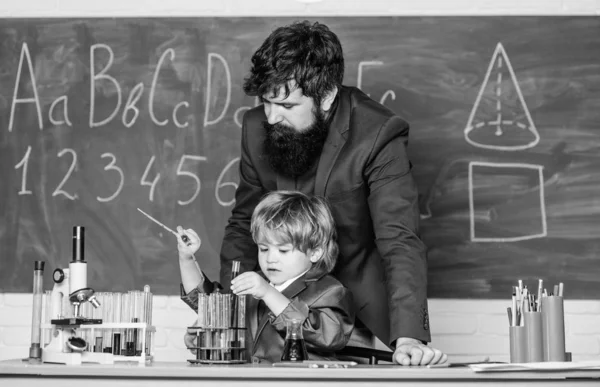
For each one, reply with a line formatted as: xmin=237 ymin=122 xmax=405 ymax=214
xmin=220 ymin=86 xmax=431 ymax=345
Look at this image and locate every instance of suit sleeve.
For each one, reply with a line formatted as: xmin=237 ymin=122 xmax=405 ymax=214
xmin=219 ymin=112 xmax=264 ymax=289
xmin=365 ymin=116 xmax=431 ymax=344
xmin=269 ymin=285 xmax=355 ymax=352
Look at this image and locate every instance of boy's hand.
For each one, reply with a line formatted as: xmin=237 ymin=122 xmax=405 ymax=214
xmin=176 ymin=226 xmax=201 ymax=259
xmin=230 ymin=272 xmax=273 ymax=299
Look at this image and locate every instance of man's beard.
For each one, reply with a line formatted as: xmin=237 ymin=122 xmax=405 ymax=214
xmin=263 ymin=108 xmax=329 ymax=178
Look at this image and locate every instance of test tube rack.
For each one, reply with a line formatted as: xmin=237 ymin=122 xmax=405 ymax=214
xmin=40 ymin=321 xmax=156 ymax=365
xmin=187 ymin=292 xmax=247 ymax=364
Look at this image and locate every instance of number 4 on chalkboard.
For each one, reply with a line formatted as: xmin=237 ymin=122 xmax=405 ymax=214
xmin=14 ymin=146 xmax=237 ymax=207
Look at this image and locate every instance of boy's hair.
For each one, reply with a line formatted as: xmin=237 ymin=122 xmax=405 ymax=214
xmin=250 ymin=190 xmax=338 ymax=273
xmin=243 ymin=20 xmax=344 ymax=105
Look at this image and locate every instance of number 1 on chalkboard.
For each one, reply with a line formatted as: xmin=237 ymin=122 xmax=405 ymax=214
xmin=14 ymin=145 xmax=32 ymax=196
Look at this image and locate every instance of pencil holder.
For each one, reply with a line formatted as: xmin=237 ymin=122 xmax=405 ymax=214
xmin=524 ymin=311 xmax=543 ymax=362
xmin=541 ymin=296 xmax=565 ymax=362
xmin=187 ymin=292 xmax=247 ymax=364
xmin=509 ymin=325 xmax=527 ymax=363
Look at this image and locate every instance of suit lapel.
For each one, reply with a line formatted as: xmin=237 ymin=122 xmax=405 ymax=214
xmin=315 ymin=87 xmax=351 ymax=196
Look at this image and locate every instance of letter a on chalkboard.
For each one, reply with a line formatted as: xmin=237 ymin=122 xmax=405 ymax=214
xmin=464 ymin=43 xmax=540 ymax=152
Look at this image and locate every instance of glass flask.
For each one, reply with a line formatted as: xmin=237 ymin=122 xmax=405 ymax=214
xmin=281 ymin=319 xmax=308 ymax=362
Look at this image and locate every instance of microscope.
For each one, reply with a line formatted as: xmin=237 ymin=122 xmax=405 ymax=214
xmin=41 ymin=226 xmax=110 ymax=365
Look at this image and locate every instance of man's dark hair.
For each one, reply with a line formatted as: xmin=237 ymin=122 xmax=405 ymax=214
xmin=243 ymin=21 xmax=344 ymax=104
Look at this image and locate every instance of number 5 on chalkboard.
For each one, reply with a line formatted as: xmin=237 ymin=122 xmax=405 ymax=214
xmin=176 ymin=155 xmax=207 ymax=206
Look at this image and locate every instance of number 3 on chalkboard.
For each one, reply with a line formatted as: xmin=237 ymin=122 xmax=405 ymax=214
xmin=96 ymin=153 xmax=124 ymax=202
xmin=14 ymin=147 xmax=211 ymax=206
xmin=176 ymin=155 xmax=207 ymax=206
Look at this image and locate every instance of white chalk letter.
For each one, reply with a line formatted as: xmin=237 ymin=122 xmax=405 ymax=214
xmin=204 ymin=53 xmax=231 ymax=127
xmin=49 ymin=96 xmax=72 ymax=127
xmin=89 ymin=44 xmax=122 ymax=128
xmin=122 ymin=82 xmax=144 ymax=127
xmin=9 ymin=43 xmax=43 ymax=132
xmin=173 ymin=101 xmax=190 ymax=128
xmin=149 ymin=48 xmax=174 ymax=126
xmin=357 ymin=61 xmax=383 ymax=91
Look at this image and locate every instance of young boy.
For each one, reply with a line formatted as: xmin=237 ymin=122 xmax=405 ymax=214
xmin=177 ymin=191 xmax=355 ymax=363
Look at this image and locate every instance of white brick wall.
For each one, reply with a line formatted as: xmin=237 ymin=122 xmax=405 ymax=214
xmin=1 ymin=0 xmax=599 ymax=364
xmin=1 ymin=295 xmax=599 ymax=363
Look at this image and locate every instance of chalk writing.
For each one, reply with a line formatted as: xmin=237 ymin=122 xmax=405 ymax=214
xmin=176 ymin=155 xmax=208 ymax=206
xmin=14 ymin=145 xmax=32 ymax=195
xmin=52 ymin=148 xmax=78 ymax=200
xmin=140 ymin=156 xmax=160 ymax=203
xmin=9 ymin=43 xmax=43 ymax=132
xmin=215 ymin=157 xmax=239 ymax=207
xmin=468 ymin=161 xmax=547 ymax=242
xmin=464 ymin=43 xmax=540 ymax=151
xmin=97 ymin=153 xmax=124 ymax=202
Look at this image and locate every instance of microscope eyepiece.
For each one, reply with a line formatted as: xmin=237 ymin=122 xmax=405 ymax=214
xmin=72 ymin=226 xmax=85 ymax=262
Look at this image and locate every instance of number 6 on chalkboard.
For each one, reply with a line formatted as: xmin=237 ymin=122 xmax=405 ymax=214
xmin=176 ymin=155 xmax=207 ymax=206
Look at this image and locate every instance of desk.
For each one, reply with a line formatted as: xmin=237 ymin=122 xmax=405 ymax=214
xmin=1 ymin=359 xmax=600 ymax=386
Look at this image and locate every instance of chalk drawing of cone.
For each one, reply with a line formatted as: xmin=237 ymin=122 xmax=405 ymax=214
xmin=464 ymin=43 xmax=540 ymax=151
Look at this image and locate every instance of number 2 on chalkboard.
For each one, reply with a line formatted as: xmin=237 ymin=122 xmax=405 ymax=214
xmin=53 ymin=148 xmax=79 ymax=200
xmin=12 ymin=147 xmax=237 ymax=206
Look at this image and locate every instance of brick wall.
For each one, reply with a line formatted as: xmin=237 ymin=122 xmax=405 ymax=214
xmin=1 ymin=0 xmax=599 ymax=363
xmin=2 ymin=295 xmax=600 ymax=362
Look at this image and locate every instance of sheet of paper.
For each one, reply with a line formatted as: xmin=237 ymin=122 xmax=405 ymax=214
xmin=469 ymin=360 xmax=600 ymax=372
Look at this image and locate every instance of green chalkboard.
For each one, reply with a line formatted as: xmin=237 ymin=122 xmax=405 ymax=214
xmin=1 ymin=17 xmax=599 ymax=298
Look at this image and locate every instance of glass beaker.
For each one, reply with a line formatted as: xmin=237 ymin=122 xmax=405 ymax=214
xmin=281 ymin=319 xmax=308 ymax=362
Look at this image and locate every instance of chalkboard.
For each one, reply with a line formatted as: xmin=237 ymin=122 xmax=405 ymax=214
xmin=1 ymin=17 xmax=599 ymax=298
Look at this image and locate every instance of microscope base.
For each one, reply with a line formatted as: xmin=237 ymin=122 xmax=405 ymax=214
xmin=42 ymin=350 xmax=82 ymax=366
xmin=42 ymin=350 xmax=116 ymax=365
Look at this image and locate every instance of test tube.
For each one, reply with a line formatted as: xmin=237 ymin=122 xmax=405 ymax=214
xmin=122 ymin=292 xmax=134 ymax=356
xmin=209 ymin=293 xmax=217 ymax=328
xmin=102 ymin=292 xmax=113 ymax=353
xmin=143 ymin=285 xmax=153 ymax=356
xmin=29 ymin=261 xmax=45 ymax=360
xmin=133 ymin=290 xmax=143 ymax=355
xmin=237 ymin=295 xmax=246 ymax=328
xmin=230 ymin=261 xmax=240 ymax=328
xmin=92 ymin=292 xmax=104 ymax=352
xmin=197 ymin=293 xmax=208 ymax=328
xmin=112 ymin=292 xmax=122 ymax=355
xmin=43 ymin=290 xmax=52 ymax=346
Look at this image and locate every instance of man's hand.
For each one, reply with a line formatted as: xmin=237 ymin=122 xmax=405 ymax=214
xmin=230 ymin=271 xmax=273 ymax=299
xmin=393 ymin=337 xmax=447 ymax=366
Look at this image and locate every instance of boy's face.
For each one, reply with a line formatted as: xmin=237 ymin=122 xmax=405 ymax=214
xmin=256 ymin=238 xmax=319 ymax=286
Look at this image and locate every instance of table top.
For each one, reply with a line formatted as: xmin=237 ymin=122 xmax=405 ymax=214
xmin=2 ymin=359 xmax=600 ymax=381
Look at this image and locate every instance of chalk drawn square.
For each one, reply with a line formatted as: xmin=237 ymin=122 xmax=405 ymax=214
xmin=468 ymin=161 xmax=546 ymax=242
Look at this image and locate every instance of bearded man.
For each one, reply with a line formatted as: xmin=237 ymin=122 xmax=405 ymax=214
xmin=179 ymin=20 xmax=447 ymax=366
